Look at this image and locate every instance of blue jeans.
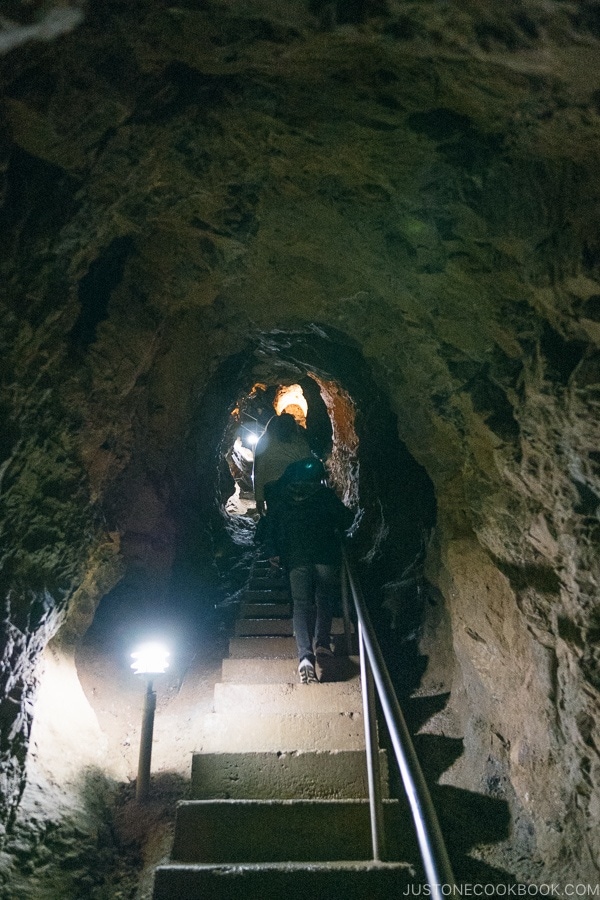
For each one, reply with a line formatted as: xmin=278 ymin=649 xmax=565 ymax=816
xmin=288 ymin=564 xmax=339 ymax=662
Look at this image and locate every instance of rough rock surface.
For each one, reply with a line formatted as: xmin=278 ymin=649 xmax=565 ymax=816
xmin=0 ymin=0 xmax=599 ymax=893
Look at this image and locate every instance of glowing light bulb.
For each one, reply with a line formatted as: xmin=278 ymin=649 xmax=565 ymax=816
xmin=130 ymin=642 xmax=170 ymax=675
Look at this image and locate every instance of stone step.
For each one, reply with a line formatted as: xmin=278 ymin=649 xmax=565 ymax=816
xmin=222 ymin=657 xmax=299 ymax=682
xmin=234 ymin=618 xmax=293 ymax=636
xmin=221 ymin=656 xmax=361 ymax=684
xmin=190 ymin=749 xmax=389 ymax=800
xmin=241 ymin=602 xmax=292 ymax=618
xmin=213 ymin=681 xmax=362 ymax=715
xmin=153 ymin=860 xmax=415 ymax=900
xmin=246 ymin=577 xmax=289 ymax=591
xmin=249 ymin=568 xmax=272 ymax=577
xmin=229 ymin=633 xmax=356 ymax=658
xmin=234 ymin=616 xmax=351 ymax=637
xmin=198 ymin=712 xmax=365 ymax=752
xmin=249 ymin=576 xmax=288 ymax=588
xmin=243 ymin=589 xmax=290 ymax=602
xmin=229 ymin=636 xmax=297 ymax=658
xmin=170 ymin=799 xmax=404 ymax=864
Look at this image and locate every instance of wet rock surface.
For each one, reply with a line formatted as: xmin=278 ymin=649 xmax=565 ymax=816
xmin=0 ymin=0 xmax=599 ymax=893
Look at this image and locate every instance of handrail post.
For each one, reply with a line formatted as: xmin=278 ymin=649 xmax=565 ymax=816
xmin=359 ymin=622 xmax=387 ymax=862
xmin=340 ymin=562 xmax=353 ymax=656
xmin=341 ymin=546 xmax=455 ymax=898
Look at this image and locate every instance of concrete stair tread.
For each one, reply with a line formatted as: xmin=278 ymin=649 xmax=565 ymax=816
xmin=153 ymin=860 xmax=414 ymax=877
xmin=214 ymin=681 xmax=361 ymax=714
xmin=158 ymin=860 xmax=411 ymax=869
xmin=248 ymin=577 xmax=288 ymax=588
xmin=171 ymin=799 xmax=404 ymax=864
xmin=234 ymin=618 xmax=294 ymax=636
xmin=221 ymin=656 xmax=361 ymax=683
xmin=190 ymin=749 xmax=389 ymax=800
xmin=153 ymin=860 xmax=415 ymax=900
xmin=229 ymin=636 xmax=298 ymax=658
xmin=199 ymin=711 xmax=365 ymax=752
xmin=229 ymin=634 xmax=355 ymax=658
xmin=247 ymin=585 xmax=289 ymax=596
xmin=234 ymin=616 xmax=352 ymax=636
xmin=241 ymin=603 xmax=292 ymax=617
xmin=243 ymin=589 xmax=290 ymax=602
xmin=175 ymin=798 xmax=398 ymax=808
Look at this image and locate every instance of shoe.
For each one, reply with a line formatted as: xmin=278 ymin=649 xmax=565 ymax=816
xmin=315 ymin=645 xmax=334 ymax=658
xmin=298 ymin=658 xmax=319 ymax=684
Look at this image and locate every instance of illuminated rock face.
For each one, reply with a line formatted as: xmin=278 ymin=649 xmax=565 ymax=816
xmin=0 ymin=0 xmax=599 ymax=885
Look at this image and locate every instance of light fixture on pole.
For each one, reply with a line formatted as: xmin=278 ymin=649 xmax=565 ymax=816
xmin=130 ymin=641 xmax=170 ymax=802
xmin=240 ymin=421 xmax=260 ymax=449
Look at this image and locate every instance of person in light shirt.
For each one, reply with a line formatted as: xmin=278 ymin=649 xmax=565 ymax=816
xmin=252 ymin=413 xmax=311 ymax=516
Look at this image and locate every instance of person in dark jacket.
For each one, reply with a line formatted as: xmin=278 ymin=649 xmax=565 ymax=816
xmin=266 ymin=457 xmax=354 ymax=684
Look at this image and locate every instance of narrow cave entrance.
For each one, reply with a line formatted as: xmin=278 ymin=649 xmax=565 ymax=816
xmin=79 ymin=327 xmax=438 ymax=696
xmin=221 ymin=381 xmax=315 ymax=518
xmin=220 ymin=373 xmax=358 ymax=521
xmin=183 ymin=328 xmax=438 ymax=692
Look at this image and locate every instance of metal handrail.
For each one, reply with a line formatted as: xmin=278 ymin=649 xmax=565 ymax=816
xmin=340 ymin=544 xmax=455 ymax=898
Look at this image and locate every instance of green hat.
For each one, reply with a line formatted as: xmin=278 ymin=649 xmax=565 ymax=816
xmin=280 ymin=457 xmax=325 ymax=485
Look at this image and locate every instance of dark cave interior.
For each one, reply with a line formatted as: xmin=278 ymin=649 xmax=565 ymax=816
xmin=1 ymin=1 xmax=599 ymax=896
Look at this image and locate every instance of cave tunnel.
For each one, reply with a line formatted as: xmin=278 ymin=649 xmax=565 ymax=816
xmin=51 ymin=329 xmax=443 ymax=893
xmin=82 ymin=329 xmax=436 ymax=665
xmin=1 ymin=1 xmax=600 ymax=896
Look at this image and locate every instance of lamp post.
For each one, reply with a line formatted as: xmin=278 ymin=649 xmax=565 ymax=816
xmin=130 ymin=641 xmax=170 ymax=802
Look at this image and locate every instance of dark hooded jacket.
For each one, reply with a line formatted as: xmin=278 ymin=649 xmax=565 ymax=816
xmin=265 ymin=479 xmax=354 ymax=569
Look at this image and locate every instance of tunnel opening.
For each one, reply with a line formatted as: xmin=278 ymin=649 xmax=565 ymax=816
xmin=220 ymin=373 xmax=357 ymax=520
xmin=174 ymin=327 xmax=439 ymax=692
xmin=220 ymin=379 xmax=323 ymax=518
xmin=75 ymin=328 xmax=438 ymax=677
xmin=74 ymin=325 xmax=439 ymax=715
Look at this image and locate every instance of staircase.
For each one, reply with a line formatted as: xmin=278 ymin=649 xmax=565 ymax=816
xmin=152 ymin=556 xmax=415 ymax=899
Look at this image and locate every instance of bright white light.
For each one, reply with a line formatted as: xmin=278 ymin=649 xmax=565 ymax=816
xmin=130 ymin=642 xmax=170 ymax=675
xmin=246 ymin=432 xmax=259 ymax=446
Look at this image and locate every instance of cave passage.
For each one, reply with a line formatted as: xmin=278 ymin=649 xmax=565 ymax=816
xmin=39 ymin=329 xmax=518 ymax=893
xmin=178 ymin=330 xmax=439 ymax=685
xmin=222 ymin=381 xmax=314 ymax=517
xmin=81 ymin=329 xmax=437 ymax=694
xmin=221 ymin=378 xmax=346 ymax=518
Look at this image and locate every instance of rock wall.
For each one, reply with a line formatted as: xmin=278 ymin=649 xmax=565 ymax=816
xmin=0 ymin=0 xmax=599 ymax=882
